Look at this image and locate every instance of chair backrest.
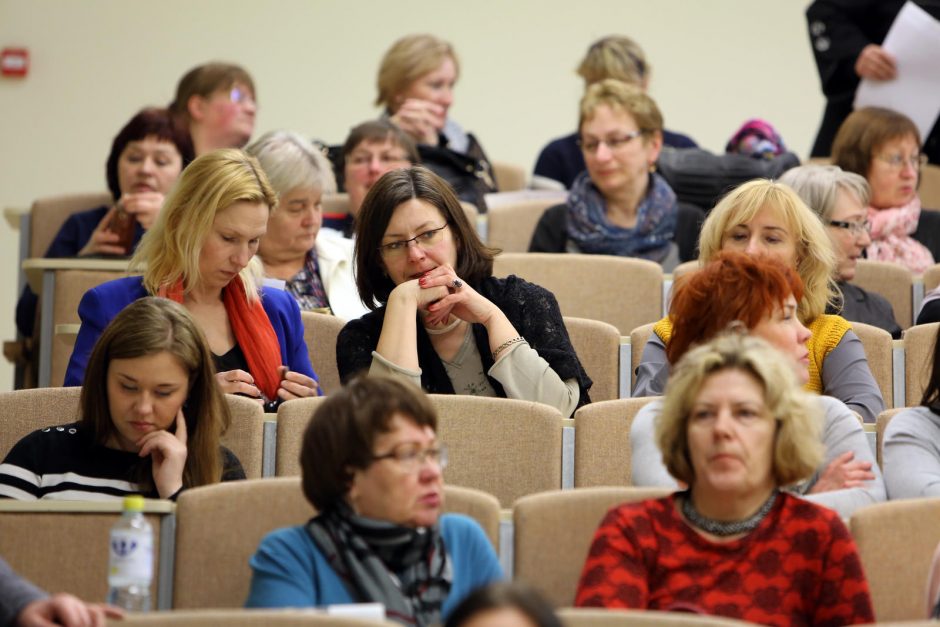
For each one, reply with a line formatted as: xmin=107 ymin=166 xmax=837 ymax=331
xmin=557 ymin=608 xmax=761 ymax=627
xmin=320 ymin=193 xmax=350 ymax=217
xmin=300 ymin=312 xmax=347 ymax=396
xmin=563 ymin=316 xmax=620 ymax=402
xmin=274 ymin=396 xmax=330 ymax=476
xmin=491 ymin=160 xmax=527 ymax=192
xmin=0 ymin=501 xmax=171 ymax=605
xmin=920 ymin=164 xmax=940 ymax=211
xmin=486 ymin=198 xmax=560 ymax=253
xmin=514 ymin=487 xmax=672 ymax=607
xmin=221 ymin=395 xmax=266 ymax=479
xmin=431 ymin=394 xmax=564 ymax=506
xmin=904 ymin=322 xmax=938 ymax=406
xmin=493 ymin=253 xmax=663 ymax=335
xmin=49 ymin=268 xmax=129 ymax=386
xmin=923 ymin=263 xmax=940 ymax=293
xmin=573 ymin=397 xmax=658 ymax=487
xmin=629 ymin=323 xmax=656 ymax=391
xmin=670 ymin=260 xmax=698 ymax=283
xmin=850 ymin=497 xmax=940 ymax=621
xmin=851 ymin=260 xmax=914 ymax=328
xmin=173 ymin=477 xmax=499 ymax=609
xmin=0 ymin=386 xmax=82 ymax=459
xmin=28 ymin=192 xmax=112 ymax=258
xmin=851 ymin=322 xmax=894 ymax=408
xmin=113 ymin=611 xmax=398 ymax=626
xmin=875 ymin=408 xmax=904 ymax=469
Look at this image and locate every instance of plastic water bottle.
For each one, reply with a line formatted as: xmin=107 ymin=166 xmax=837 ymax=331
xmin=107 ymin=495 xmax=153 ymax=611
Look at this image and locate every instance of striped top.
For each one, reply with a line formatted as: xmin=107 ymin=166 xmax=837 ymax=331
xmin=0 ymin=422 xmax=244 ymax=501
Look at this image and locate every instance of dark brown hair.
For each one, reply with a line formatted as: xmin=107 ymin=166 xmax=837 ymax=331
xmin=445 ymin=582 xmax=562 ymax=627
xmin=831 ymin=106 xmax=921 ymax=178
xmin=300 ymin=375 xmax=438 ymax=511
xmin=354 ymin=166 xmax=497 ymax=308
xmin=342 ymin=119 xmax=419 ymax=163
xmin=667 ymin=251 xmax=804 ymax=364
xmin=79 ymin=297 xmax=231 ymax=491
xmin=106 ymin=107 xmax=192 ymax=201
xmin=169 ymin=62 xmax=255 ymax=125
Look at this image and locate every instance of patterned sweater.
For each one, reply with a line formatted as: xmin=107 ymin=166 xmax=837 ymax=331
xmin=0 ymin=422 xmax=245 ymax=500
xmin=575 ymin=493 xmax=874 ymax=626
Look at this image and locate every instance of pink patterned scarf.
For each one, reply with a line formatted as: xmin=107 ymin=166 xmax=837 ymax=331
xmin=867 ymin=195 xmax=934 ymax=273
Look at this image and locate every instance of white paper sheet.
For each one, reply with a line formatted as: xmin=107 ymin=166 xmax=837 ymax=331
xmin=855 ymin=1 xmax=940 ymax=140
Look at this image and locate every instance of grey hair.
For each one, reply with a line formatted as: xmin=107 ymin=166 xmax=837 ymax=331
xmin=245 ymin=130 xmax=337 ymax=198
xmin=779 ymin=164 xmax=870 ymax=222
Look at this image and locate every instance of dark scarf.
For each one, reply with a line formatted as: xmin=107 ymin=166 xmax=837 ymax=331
xmin=566 ymin=170 xmax=677 ymax=261
xmin=306 ymin=502 xmax=452 ymax=627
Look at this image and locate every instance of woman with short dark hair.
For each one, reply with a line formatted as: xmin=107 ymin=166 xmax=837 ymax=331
xmin=246 ymin=375 xmax=503 ymax=624
xmin=336 ymin=166 xmax=592 ymax=417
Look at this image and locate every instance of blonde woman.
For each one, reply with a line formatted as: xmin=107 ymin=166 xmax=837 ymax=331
xmin=64 ymin=149 xmax=319 ymax=408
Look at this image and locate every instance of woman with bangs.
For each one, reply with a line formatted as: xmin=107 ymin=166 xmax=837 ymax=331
xmin=630 ymin=252 xmax=883 ymax=518
xmin=633 ymin=178 xmax=884 ymax=423
xmin=64 ymin=149 xmax=318 ymax=409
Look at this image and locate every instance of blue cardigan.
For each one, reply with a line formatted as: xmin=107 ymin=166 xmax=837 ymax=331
xmin=63 ymin=275 xmax=316 ymax=387
xmin=245 ymin=514 xmax=504 ymax=615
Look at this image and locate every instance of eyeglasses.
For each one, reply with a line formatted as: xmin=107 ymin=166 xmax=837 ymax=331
xmin=378 ymin=223 xmax=448 ymax=258
xmin=578 ymin=130 xmax=645 ymax=154
xmin=876 ymin=153 xmax=928 ymax=171
xmin=371 ymin=443 xmax=448 ymax=472
xmin=347 ymin=152 xmax=411 ymax=169
xmin=828 ymin=219 xmax=871 ymax=235
xmin=228 ymin=86 xmax=255 ymax=106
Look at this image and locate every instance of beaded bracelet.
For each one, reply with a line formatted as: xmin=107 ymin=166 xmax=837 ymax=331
xmin=492 ymin=336 xmax=526 ymax=361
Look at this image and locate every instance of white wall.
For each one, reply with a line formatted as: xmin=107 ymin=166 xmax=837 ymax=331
xmin=0 ymin=0 xmax=822 ymax=390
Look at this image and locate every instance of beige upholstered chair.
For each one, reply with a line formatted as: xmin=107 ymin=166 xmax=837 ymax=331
xmin=486 ymin=198 xmax=560 ymax=253
xmin=514 ymin=487 xmax=671 ymax=607
xmin=113 ymin=611 xmax=397 ymax=626
xmin=629 ymin=323 xmax=656 ymax=391
xmin=274 ymin=396 xmax=330 ymax=476
xmin=875 ymin=408 xmax=904 ymax=469
xmin=849 ymin=497 xmax=940 ymax=621
xmin=221 ymin=395 xmax=267 ymax=479
xmin=851 ymin=260 xmax=914 ymax=328
xmin=300 ymin=312 xmax=346 ymax=395
xmin=431 ymin=394 xmax=564 ymax=506
xmin=493 ymin=253 xmax=663 ymax=335
xmin=923 ymin=263 xmax=940 ymax=293
xmin=851 ymin=322 xmax=894 ymax=408
xmin=0 ymin=501 xmax=172 ymax=606
xmin=173 ymin=477 xmax=499 ymax=608
xmin=0 ymin=386 xmax=81 ymax=459
xmin=921 ymin=164 xmax=940 ymax=211
xmin=670 ymin=260 xmax=698 ymax=283
xmin=320 ymin=193 xmax=350 ymax=218
xmin=573 ymin=397 xmax=658 ymax=487
xmin=558 ymin=608 xmax=761 ymax=627
xmin=564 ymin=316 xmax=621 ymax=402
xmin=26 ymin=192 xmax=113 ymax=259
xmin=904 ymin=322 xmax=938 ymax=406
xmin=491 ymin=160 xmax=527 ymax=192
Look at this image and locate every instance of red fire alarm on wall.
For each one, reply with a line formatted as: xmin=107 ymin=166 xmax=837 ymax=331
xmin=1 ymin=48 xmax=29 ymax=77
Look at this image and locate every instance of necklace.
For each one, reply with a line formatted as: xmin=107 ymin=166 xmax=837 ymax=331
xmin=680 ymin=489 xmax=778 ymax=537
xmin=423 ymin=317 xmax=463 ymax=335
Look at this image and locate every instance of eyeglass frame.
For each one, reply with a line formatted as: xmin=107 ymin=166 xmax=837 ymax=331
xmin=577 ymin=129 xmax=647 ymax=154
xmin=377 ymin=223 xmax=449 ymax=257
xmin=828 ymin=219 xmax=871 ymax=235
xmin=370 ymin=442 xmax=449 ymax=472
xmin=875 ymin=152 xmax=928 ymax=171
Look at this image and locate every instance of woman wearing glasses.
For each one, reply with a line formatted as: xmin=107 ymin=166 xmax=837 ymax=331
xmin=528 ymin=79 xmax=681 ymax=270
xmin=336 ymin=166 xmax=592 ymax=418
xmin=246 ymin=375 xmax=503 ymax=625
xmin=781 ymin=164 xmax=901 ymax=337
xmin=831 ymin=107 xmax=935 ymax=274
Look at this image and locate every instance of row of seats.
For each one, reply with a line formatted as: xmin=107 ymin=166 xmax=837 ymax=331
xmin=2 ymin=477 xmax=937 ymax=622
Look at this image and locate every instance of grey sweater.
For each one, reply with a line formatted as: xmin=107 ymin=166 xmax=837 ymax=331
xmin=0 ymin=557 xmax=45 ymax=627
xmin=629 ymin=395 xmax=886 ymax=519
xmin=883 ymin=406 xmax=940 ymax=499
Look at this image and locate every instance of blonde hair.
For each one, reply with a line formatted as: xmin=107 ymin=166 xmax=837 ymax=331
xmin=579 ymin=79 xmax=663 ymax=137
xmin=132 ymin=148 xmax=277 ymax=300
xmin=656 ymin=333 xmax=823 ymax=487
xmin=698 ymin=179 xmax=837 ymax=322
xmin=375 ymin=34 xmax=459 ymax=109
xmin=577 ymin=35 xmax=648 ymax=87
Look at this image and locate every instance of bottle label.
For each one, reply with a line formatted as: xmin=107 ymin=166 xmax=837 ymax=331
xmin=109 ymin=530 xmax=153 ymax=581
